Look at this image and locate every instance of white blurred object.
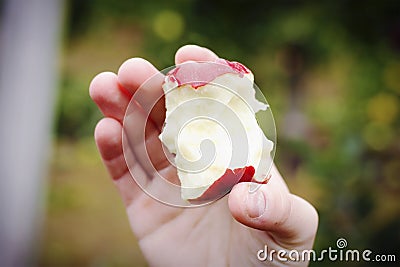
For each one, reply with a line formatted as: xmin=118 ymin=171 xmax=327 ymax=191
xmin=0 ymin=0 xmax=64 ymax=266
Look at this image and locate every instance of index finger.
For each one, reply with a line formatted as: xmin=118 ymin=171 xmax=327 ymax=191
xmin=118 ymin=58 xmax=166 ymax=130
xmin=175 ymin=45 xmax=219 ymax=64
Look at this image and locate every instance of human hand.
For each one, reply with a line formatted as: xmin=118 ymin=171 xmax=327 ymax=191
xmin=89 ymin=45 xmax=318 ymax=266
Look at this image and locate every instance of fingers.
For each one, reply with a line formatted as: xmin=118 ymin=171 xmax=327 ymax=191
xmin=89 ymin=72 xmax=131 ymax=122
xmin=118 ymin=58 xmax=165 ymax=129
xmin=109 ymin=46 xmax=218 ymax=130
xmin=91 ymin=46 xmax=221 ymax=207
xmin=94 ymin=117 xmax=144 ymax=204
xmin=123 ymin=99 xmax=170 ymax=174
xmin=118 ymin=58 xmax=159 ymax=94
xmin=175 ymin=44 xmax=219 ymax=64
xmin=228 ymin=167 xmax=318 ymax=247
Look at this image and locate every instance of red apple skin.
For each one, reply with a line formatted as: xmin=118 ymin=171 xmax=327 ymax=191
xmin=188 ymin=165 xmax=268 ymax=203
xmin=167 ymin=59 xmax=250 ymax=89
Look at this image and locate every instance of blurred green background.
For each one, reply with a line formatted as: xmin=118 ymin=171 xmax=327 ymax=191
xmin=40 ymin=0 xmax=399 ymax=266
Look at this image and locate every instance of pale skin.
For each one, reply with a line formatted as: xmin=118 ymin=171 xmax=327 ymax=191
xmin=89 ymin=45 xmax=318 ymax=267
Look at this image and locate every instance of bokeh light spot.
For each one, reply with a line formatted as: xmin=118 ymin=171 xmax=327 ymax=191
xmin=367 ymin=93 xmax=399 ymax=124
xmin=153 ymin=10 xmax=184 ymax=42
xmin=362 ymin=122 xmax=394 ymax=151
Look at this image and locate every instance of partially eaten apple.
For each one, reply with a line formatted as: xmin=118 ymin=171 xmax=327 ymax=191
xmin=159 ymin=59 xmax=274 ymax=202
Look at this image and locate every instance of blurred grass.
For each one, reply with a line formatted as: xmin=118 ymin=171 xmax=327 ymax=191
xmin=39 ymin=139 xmax=147 ymax=267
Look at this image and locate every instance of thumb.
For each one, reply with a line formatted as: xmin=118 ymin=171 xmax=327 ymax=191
xmin=228 ymin=180 xmax=318 ymax=246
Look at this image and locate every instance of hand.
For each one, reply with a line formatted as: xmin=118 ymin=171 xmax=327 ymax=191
xmin=89 ymin=45 xmax=318 ymax=267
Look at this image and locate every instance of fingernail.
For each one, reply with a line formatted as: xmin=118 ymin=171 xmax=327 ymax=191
xmin=246 ymin=190 xmax=266 ymax=218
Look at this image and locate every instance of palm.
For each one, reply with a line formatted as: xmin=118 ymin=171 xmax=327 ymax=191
xmin=127 ymin=184 xmax=294 ymax=267
xmin=90 ymin=45 xmax=318 ymax=267
xmin=131 ymin=197 xmax=257 ymax=266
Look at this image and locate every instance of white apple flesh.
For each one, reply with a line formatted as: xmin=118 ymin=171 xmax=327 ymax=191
xmin=159 ymin=59 xmax=274 ymax=201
